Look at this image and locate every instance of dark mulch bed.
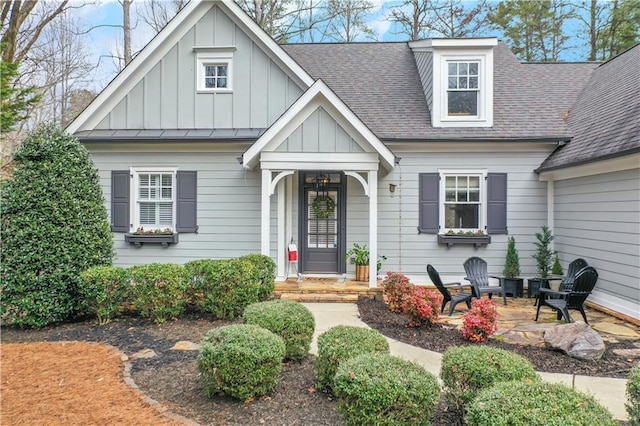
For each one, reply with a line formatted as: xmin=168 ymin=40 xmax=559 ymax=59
xmin=2 ymin=299 xmax=636 ymax=425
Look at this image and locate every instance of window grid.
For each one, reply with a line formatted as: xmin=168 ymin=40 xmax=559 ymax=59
xmin=204 ymin=64 xmax=228 ymax=89
xmin=136 ymin=172 xmax=174 ymax=229
xmin=443 ymin=175 xmax=481 ymax=230
xmin=447 ymin=61 xmax=479 ymax=116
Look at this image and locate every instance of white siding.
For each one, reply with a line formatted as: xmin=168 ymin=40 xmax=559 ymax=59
xmin=553 ymin=168 xmax=640 ymax=319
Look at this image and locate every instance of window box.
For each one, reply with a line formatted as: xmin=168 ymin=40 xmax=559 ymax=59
xmin=437 ymin=234 xmax=491 ymax=248
xmin=125 ymin=233 xmax=179 ymax=247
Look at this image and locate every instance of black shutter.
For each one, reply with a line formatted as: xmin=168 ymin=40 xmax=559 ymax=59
xmin=176 ymin=171 xmax=198 ymax=233
xmin=111 ymin=171 xmax=130 ymax=232
xmin=487 ymin=173 xmax=508 ymax=234
xmin=418 ymin=173 xmax=439 ymax=234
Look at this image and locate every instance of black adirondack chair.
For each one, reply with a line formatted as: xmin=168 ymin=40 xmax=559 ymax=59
xmin=463 ymin=256 xmax=507 ymax=305
xmin=535 ymin=266 xmax=598 ymax=324
xmin=559 ymin=258 xmax=589 ymax=291
xmin=427 ymin=264 xmax=474 ymax=316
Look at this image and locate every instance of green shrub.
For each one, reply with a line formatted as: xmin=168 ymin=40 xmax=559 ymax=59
xmin=1 ymin=125 xmax=114 ymax=327
xmin=334 ymin=353 xmax=440 ymax=426
xmin=79 ymin=266 xmax=131 ymax=324
xmin=440 ymin=346 xmax=539 ymax=414
xmin=129 ymin=263 xmax=188 ymax=323
xmin=466 ymin=380 xmax=617 ymax=426
xmin=243 ymin=300 xmax=315 ymax=360
xmin=240 ymin=253 xmax=276 ymax=300
xmin=314 ymin=325 xmax=390 ymax=391
xmin=184 ymin=258 xmax=263 ymax=319
xmin=198 ymin=324 xmax=285 ymax=401
xmin=627 ymin=363 xmax=640 ymax=425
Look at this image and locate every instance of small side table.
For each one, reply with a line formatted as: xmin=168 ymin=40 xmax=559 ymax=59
xmin=491 ymin=276 xmax=524 ymax=298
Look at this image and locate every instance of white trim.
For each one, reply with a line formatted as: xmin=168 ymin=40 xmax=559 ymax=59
xmin=438 ymin=169 xmax=488 ymax=232
xmin=547 ymin=180 xmax=554 ymax=251
xmin=538 ymin=153 xmax=640 ymax=181
xmin=129 ymin=167 xmax=178 ymax=233
xmin=368 ymin=171 xmax=378 ymax=288
xmin=243 ymin=79 xmax=395 ymax=172
xmin=66 ymin=0 xmax=314 ymax=134
xmin=277 ymin=178 xmax=285 ymax=279
xmin=261 ymin=169 xmax=271 ymax=255
xmin=409 ymin=38 xmax=498 ymax=50
xmin=589 ymin=290 xmax=640 ymax=320
xmin=196 ymin=50 xmax=233 ymax=92
xmin=260 ymin=152 xmax=379 ymax=171
xmin=344 ymin=171 xmax=369 ymax=196
xmin=269 ymin=170 xmax=294 ymax=195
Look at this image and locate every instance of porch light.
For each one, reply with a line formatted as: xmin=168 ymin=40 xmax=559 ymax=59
xmin=313 ymin=174 xmax=330 ymax=190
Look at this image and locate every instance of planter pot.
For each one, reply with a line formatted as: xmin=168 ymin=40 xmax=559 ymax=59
xmin=355 ymin=265 xmax=369 ymax=282
xmin=502 ymin=277 xmax=524 ymax=298
xmin=548 ymin=279 xmax=562 ymax=291
xmin=437 ymin=234 xmax=492 ymax=248
xmin=125 ymin=233 xmax=178 ymax=247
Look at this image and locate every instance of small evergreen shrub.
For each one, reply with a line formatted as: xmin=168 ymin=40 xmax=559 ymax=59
xmin=552 ymin=254 xmax=564 ymax=275
xmin=466 ymin=380 xmax=617 ymax=426
xmin=314 ymin=325 xmax=390 ymax=392
xmin=79 ymin=266 xmax=131 ymax=324
xmin=129 ymin=263 xmax=188 ymax=323
xmin=334 ymin=353 xmax=440 ymax=426
xmin=198 ymin=324 xmax=285 ymax=401
xmin=461 ymin=298 xmax=498 ymax=342
xmin=533 ymin=226 xmax=555 ymax=278
xmin=240 ymin=254 xmax=276 ymax=300
xmin=502 ymin=236 xmax=520 ymax=278
xmin=381 ymin=272 xmax=412 ymax=313
xmin=627 ymin=363 xmax=640 ymax=425
xmin=441 ymin=346 xmax=539 ymax=414
xmin=1 ymin=125 xmax=113 ymax=327
xmin=402 ymin=286 xmax=442 ymax=327
xmin=243 ymin=300 xmax=315 ymax=360
xmin=184 ymin=258 xmax=263 ymax=318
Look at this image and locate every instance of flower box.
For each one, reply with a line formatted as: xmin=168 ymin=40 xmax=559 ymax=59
xmin=125 ymin=233 xmax=179 ymax=247
xmin=437 ymin=234 xmax=491 ymax=248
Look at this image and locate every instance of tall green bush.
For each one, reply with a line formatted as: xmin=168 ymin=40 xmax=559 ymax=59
xmin=129 ymin=263 xmax=188 ymax=323
xmin=1 ymin=125 xmax=113 ymax=327
xmin=502 ymin=236 xmax=520 ymax=278
xmin=240 ymin=254 xmax=276 ymax=300
xmin=533 ymin=226 xmax=555 ymax=278
xmin=627 ymin=363 xmax=640 ymax=425
xmin=79 ymin=266 xmax=131 ymax=324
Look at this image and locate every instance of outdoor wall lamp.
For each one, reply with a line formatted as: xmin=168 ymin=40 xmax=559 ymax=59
xmin=389 ymin=183 xmax=397 ymax=197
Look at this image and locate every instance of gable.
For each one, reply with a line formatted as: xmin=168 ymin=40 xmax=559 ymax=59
xmin=67 ymin=0 xmax=313 ymax=134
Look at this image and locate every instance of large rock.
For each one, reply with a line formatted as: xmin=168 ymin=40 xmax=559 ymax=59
xmin=494 ymin=323 xmax=557 ymax=347
xmin=544 ymin=322 xmax=606 ymax=360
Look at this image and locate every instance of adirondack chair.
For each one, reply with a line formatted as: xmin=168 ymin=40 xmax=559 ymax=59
xmin=463 ymin=256 xmax=507 ymax=305
xmin=427 ymin=264 xmax=474 ymax=316
xmin=559 ymin=258 xmax=589 ymax=291
xmin=534 ymin=266 xmax=598 ymax=324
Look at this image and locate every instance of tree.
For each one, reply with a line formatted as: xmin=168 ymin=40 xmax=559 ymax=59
xmin=139 ymin=0 xmax=189 ymax=33
xmin=0 ymin=125 xmax=114 ymax=327
xmin=236 ymin=0 xmax=297 ymax=42
xmin=0 ymin=47 xmax=40 ymax=133
xmin=428 ymin=0 xmax=493 ymax=38
xmin=598 ymin=0 xmax=640 ymax=60
xmin=490 ymin=0 xmax=575 ymax=61
xmin=388 ymin=0 xmax=435 ymax=40
xmin=326 ymin=0 xmax=376 ymax=42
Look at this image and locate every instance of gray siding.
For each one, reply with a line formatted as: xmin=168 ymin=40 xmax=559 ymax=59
xmin=275 ymin=107 xmax=364 ymax=153
xmin=553 ymin=169 xmax=640 ymax=312
xmin=95 ymin=5 xmax=303 ymax=131
xmin=413 ymin=51 xmax=433 ymax=115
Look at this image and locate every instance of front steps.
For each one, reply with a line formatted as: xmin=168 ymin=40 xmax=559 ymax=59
xmin=274 ymin=279 xmax=382 ymax=303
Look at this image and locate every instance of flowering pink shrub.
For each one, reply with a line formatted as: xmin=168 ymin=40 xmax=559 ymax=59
xmin=402 ymin=286 xmax=443 ymax=327
xmin=461 ymin=298 xmax=498 ymax=342
xmin=381 ymin=272 xmax=412 ymax=313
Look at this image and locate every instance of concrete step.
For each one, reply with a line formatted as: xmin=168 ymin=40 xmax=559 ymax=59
xmin=278 ymin=293 xmax=360 ymax=303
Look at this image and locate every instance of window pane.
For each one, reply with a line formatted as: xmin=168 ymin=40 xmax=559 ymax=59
xmin=448 ymin=62 xmax=457 ymax=75
xmin=469 ymin=190 xmax=480 ymax=202
xmin=205 ymin=65 xmax=216 ymax=77
xmin=217 ymin=77 xmax=227 ymax=88
xmin=445 ymin=190 xmax=456 ymax=202
xmin=445 ymin=176 xmax=456 ymax=188
xmin=469 ymin=77 xmax=478 ymax=89
xmin=139 ymin=174 xmax=149 ymax=186
xmin=459 ymin=177 xmax=468 ymax=189
xmin=159 ymin=203 xmax=173 ymax=225
xmin=448 ymin=91 xmax=478 ymax=116
xmin=459 ymin=192 xmax=468 ymax=202
xmin=217 ymin=66 xmax=227 ymax=76
xmin=469 ymin=176 xmax=480 ymax=188
xmin=444 ymin=204 xmax=479 ymax=229
xmin=469 ymin=63 xmax=478 ymax=75
xmin=139 ymin=203 xmax=156 ymax=225
xmin=205 ymin=77 xmax=215 ymax=88
xmin=458 ymin=77 xmax=467 ymax=89
xmin=459 ymin=62 xmax=468 ymax=74
xmin=448 ymin=77 xmax=457 ymax=89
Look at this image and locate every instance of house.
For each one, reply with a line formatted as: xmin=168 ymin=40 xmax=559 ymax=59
xmin=66 ymin=0 xmax=639 ymax=321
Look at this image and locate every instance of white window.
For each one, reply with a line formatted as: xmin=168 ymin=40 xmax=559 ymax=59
xmin=439 ymin=170 xmax=487 ymax=232
xmin=447 ymin=61 xmax=479 ymax=116
xmin=131 ymin=168 xmax=177 ymax=232
xmin=195 ymin=49 xmax=234 ymax=92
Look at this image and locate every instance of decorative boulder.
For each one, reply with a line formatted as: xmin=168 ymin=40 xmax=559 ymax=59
xmin=544 ymin=322 xmax=606 ymax=360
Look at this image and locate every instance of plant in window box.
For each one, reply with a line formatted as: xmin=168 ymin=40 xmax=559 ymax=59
xmin=345 ymin=243 xmax=387 ymax=282
xmin=439 ymin=229 xmax=490 ymax=248
xmin=125 ymin=227 xmax=178 ymax=247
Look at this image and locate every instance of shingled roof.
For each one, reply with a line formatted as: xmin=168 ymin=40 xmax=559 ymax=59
xmin=283 ymin=41 xmax=598 ymax=141
xmin=537 ymin=44 xmax=640 ymax=172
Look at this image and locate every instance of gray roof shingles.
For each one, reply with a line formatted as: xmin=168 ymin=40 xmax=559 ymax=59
xmin=537 ymin=44 xmax=640 ymax=171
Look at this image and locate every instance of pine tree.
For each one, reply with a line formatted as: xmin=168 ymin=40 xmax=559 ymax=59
xmin=503 ymin=236 xmax=521 ymax=278
xmin=532 ymin=226 xmax=554 ymax=278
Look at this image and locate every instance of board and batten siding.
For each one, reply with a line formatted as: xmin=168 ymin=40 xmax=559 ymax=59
xmin=553 ymin=168 xmax=640 ymax=319
xmin=92 ymin=147 xmax=264 ymax=267
xmin=94 ymin=5 xmax=303 ymax=131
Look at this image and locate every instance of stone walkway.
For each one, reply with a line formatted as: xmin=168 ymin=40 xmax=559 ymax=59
xmin=303 ymin=301 xmax=640 ymax=422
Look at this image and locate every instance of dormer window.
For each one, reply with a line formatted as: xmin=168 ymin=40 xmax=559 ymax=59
xmin=204 ymin=64 xmax=228 ymax=89
xmin=447 ymin=61 xmax=479 ymax=116
xmin=194 ymin=47 xmax=235 ymax=93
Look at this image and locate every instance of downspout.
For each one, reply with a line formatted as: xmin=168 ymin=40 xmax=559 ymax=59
xmin=547 ymin=180 xmax=555 ymax=252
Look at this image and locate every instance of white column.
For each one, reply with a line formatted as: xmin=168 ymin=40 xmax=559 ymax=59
xmin=261 ymin=169 xmax=271 ymax=256
xmin=368 ymin=170 xmax=378 ymax=288
xmin=286 ymin=175 xmax=293 ymax=277
xmin=547 ymin=180 xmax=555 ymax=251
xmin=277 ymin=178 xmax=286 ymax=279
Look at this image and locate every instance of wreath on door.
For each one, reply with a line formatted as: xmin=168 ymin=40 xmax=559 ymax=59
xmin=312 ymin=194 xmax=336 ymax=218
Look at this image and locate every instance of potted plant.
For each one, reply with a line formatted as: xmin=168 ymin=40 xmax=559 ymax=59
xmin=549 ymin=254 xmax=564 ymax=291
xmin=345 ymin=243 xmax=386 ymax=281
xmin=125 ymin=227 xmax=178 ymax=247
xmin=502 ymin=236 xmax=523 ymax=297
xmin=532 ymin=226 xmax=554 ymax=279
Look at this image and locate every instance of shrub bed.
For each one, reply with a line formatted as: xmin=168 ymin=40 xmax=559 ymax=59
xmin=129 ymin=263 xmax=188 ymax=323
xmin=334 ymin=353 xmax=440 ymax=426
xmin=627 ymin=363 xmax=640 ymax=425
xmin=239 ymin=254 xmax=276 ymax=301
xmin=381 ymin=272 xmax=412 ymax=313
xmin=243 ymin=300 xmax=315 ymax=360
xmin=466 ymin=380 xmax=617 ymax=425
xmin=314 ymin=325 xmax=390 ymax=391
xmin=79 ymin=266 xmax=131 ymax=324
xmin=440 ymin=346 xmax=539 ymax=414
xmin=198 ymin=324 xmax=285 ymax=401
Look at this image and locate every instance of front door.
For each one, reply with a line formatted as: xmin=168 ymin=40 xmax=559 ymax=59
xmin=299 ymin=172 xmax=346 ymax=274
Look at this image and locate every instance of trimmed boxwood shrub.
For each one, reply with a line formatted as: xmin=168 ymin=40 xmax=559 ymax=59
xmin=198 ymin=324 xmax=285 ymax=401
xmin=314 ymin=325 xmax=390 ymax=391
xmin=240 ymin=253 xmax=276 ymax=300
xmin=627 ymin=363 xmax=640 ymax=425
xmin=1 ymin=125 xmax=113 ymax=327
xmin=243 ymin=300 xmax=315 ymax=360
xmin=184 ymin=258 xmax=264 ymax=319
xmin=440 ymin=346 xmax=539 ymax=414
xmin=79 ymin=266 xmax=131 ymax=324
xmin=466 ymin=380 xmax=617 ymax=426
xmin=129 ymin=263 xmax=188 ymax=323
xmin=334 ymin=353 xmax=440 ymax=426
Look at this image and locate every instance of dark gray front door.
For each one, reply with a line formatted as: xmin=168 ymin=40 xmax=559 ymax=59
xmin=299 ymin=172 xmax=346 ymax=274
